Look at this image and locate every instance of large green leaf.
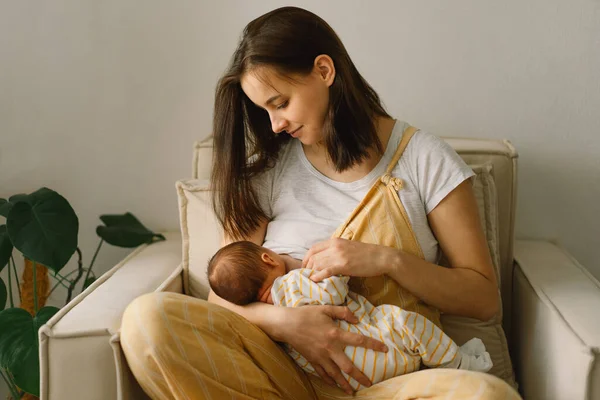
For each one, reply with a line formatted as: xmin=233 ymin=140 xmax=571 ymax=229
xmin=0 ymin=225 xmax=12 ymax=273
xmin=6 ymin=188 xmax=79 ymax=273
xmin=96 ymin=212 xmax=165 ymax=248
xmin=0 ymin=198 xmax=9 ymax=218
xmin=1 ymin=194 xmax=31 ymax=218
xmin=0 ymin=278 xmax=6 ymax=311
xmin=0 ymin=195 xmax=31 ymax=218
xmin=0 ymin=306 xmax=59 ymax=397
xmin=9 ymin=193 xmax=31 ymax=204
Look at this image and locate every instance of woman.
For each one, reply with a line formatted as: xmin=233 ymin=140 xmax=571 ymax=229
xmin=121 ymin=6 xmax=521 ymax=399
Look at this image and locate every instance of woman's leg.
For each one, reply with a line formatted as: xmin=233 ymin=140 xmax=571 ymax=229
xmin=309 ymin=369 xmax=522 ymax=400
xmin=120 ymin=292 xmax=316 ymax=400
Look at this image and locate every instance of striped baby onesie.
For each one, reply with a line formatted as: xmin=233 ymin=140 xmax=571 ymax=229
xmin=271 ymin=268 xmax=493 ymax=391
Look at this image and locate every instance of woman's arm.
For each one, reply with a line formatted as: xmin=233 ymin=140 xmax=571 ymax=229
xmin=207 ymin=290 xmax=287 ymax=338
xmin=304 ymin=179 xmax=499 ymax=321
xmin=386 ymin=179 xmax=499 ymax=321
xmin=210 ymin=217 xmax=284 ymax=332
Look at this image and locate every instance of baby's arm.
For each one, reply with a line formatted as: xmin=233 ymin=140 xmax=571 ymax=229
xmin=317 ymin=273 xmax=350 ymax=306
xmin=272 ymin=269 xmax=350 ymax=307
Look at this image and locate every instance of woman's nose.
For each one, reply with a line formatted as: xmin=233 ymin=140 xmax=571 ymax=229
xmin=270 ymin=115 xmax=288 ymax=134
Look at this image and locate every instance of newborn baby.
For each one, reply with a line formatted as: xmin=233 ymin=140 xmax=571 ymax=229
xmin=207 ymin=241 xmax=493 ymax=391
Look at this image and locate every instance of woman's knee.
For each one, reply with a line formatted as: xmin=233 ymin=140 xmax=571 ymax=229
xmin=442 ymin=371 xmax=521 ymax=400
xmin=121 ymin=292 xmax=209 ymax=348
xmin=377 ymin=370 xmax=521 ymax=400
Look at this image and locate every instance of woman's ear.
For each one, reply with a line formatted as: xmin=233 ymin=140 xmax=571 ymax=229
xmin=313 ymin=54 xmax=336 ymax=87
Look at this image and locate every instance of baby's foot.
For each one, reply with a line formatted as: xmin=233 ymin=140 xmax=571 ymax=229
xmin=459 ymin=338 xmax=486 ymax=356
xmin=458 ymin=351 xmax=493 ymax=372
xmin=458 ymin=338 xmax=493 ymax=372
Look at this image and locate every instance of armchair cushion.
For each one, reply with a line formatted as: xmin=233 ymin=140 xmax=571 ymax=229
xmin=176 ymin=178 xmax=220 ymax=299
xmin=513 ymin=240 xmax=600 ymax=400
xmin=38 ymin=233 xmax=183 ymax=400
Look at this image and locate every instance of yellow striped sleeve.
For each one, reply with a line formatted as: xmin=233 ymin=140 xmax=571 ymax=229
xmin=427 ymin=330 xmax=444 ymax=363
xmin=330 ymin=279 xmax=344 ymax=300
xmin=434 ymin=340 xmax=453 ymax=366
xmin=377 ymin=329 xmax=388 ymax=380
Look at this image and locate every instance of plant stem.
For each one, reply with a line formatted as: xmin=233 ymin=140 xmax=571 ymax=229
xmin=49 ymin=272 xmax=71 ymax=290
xmin=82 ymin=239 xmax=103 ymax=292
xmin=0 ymin=367 xmax=21 ymax=399
xmin=7 ymin=252 xmax=14 ymax=308
xmin=33 ymin=261 xmax=38 ymax=314
xmin=10 ymin=255 xmax=21 ymax=304
xmin=48 ymin=267 xmax=91 ymax=297
xmin=7 ymin=369 xmax=24 ymax=399
xmin=65 ymin=248 xmax=84 ymax=305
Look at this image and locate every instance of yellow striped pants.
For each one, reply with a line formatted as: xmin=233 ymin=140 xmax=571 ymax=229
xmin=120 ymin=292 xmax=522 ymax=400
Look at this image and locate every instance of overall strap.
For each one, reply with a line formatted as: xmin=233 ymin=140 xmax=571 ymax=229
xmin=384 ymin=125 xmax=418 ymax=175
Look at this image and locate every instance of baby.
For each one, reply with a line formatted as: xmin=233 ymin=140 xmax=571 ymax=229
xmin=207 ymin=241 xmax=492 ymax=391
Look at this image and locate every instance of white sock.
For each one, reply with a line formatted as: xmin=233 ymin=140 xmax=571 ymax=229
xmin=457 ymin=338 xmax=493 ymax=372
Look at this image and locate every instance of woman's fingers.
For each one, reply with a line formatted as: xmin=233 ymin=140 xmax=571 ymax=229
xmin=306 ymin=254 xmax=335 ymax=278
xmin=330 ymin=351 xmax=372 ymax=389
xmin=286 ymin=305 xmax=388 ymax=395
xmin=305 ymin=252 xmax=328 ymax=271
xmin=302 ymin=239 xmax=331 ymax=268
xmin=321 ymin=360 xmax=355 ymax=395
xmin=304 ymin=254 xmax=317 ymax=270
xmin=313 ymin=365 xmax=336 ymax=387
xmin=310 ymin=267 xmax=335 ymax=282
xmin=323 ymin=305 xmax=359 ymax=324
xmin=338 ymin=330 xmax=389 ymax=353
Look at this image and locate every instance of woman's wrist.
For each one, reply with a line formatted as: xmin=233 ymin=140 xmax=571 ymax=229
xmin=384 ymin=246 xmax=406 ymax=276
xmin=258 ymin=304 xmax=288 ymax=342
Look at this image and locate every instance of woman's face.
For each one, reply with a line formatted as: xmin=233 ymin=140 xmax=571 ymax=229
xmin=240 ymin=56 xmax=335 ymax=146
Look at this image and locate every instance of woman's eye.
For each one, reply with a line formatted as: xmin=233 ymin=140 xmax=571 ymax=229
xmin=276 ymin=100 xmax=289 ymax=110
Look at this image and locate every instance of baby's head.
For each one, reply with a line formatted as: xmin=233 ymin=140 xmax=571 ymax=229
xmin=207 ymin=241 xmax=286 ymax=305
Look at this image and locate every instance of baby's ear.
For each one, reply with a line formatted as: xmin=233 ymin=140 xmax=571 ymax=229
xmin=261 ymin=252 xmax=276 ymax=267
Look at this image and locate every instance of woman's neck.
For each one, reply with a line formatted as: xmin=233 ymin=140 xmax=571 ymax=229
xmin=302 ymin=116 xmax=396 ymax=183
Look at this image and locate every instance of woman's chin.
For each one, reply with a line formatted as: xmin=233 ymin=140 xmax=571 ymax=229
xmin=297 ymin=135 xmax=318 ymax=146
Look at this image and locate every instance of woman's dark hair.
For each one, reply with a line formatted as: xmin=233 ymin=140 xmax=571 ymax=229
xmin=212 ymin=6 xmax=390 ymax=240
xmin=207 ymin=241 xmax=269 ymax=305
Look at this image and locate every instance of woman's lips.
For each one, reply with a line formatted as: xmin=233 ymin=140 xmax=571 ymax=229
xmin=289 ymin=126 xmax=303 ymax=138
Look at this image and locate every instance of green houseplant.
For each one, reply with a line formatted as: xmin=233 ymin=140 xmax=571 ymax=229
xmin=0 ymin=188 xmax=165 ymax=399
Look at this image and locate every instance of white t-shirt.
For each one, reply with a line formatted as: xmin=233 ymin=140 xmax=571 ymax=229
xmin=253 ymin=120 xmax=475 ymax=264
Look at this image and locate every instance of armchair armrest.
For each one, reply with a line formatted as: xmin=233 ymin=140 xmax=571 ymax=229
xmin=512 ymin=239 xmax=600 ymax=400
xmin=39 ymin=232 xmax=183 ymax=400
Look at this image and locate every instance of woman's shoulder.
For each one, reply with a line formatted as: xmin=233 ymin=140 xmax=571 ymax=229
xmin=399 ymin=125 xmax=467 ymax=171
xmin=406 ymin=127 xmax=452 ymax=157
xmin=399 ymin=126 xmax=474 ymax=213
xmin=387 ymin=120 xmax=452 ymax=159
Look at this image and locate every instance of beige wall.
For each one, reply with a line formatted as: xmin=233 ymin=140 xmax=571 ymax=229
xmin=1 ymin=0 xmax=599 ymax=395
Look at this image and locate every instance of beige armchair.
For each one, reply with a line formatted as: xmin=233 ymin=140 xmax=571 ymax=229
xmin=38 ymin=136 xmax=600 ymax=400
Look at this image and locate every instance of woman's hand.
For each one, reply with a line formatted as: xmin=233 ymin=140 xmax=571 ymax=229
xmin=277 ymin=305 xmax=388 ymax=395
xmin=302 ymin=238 xmax=398 ymax=282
